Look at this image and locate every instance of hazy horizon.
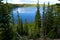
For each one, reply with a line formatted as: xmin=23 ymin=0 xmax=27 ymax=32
xmin=2 ymin=0 xmax=60 ymax=4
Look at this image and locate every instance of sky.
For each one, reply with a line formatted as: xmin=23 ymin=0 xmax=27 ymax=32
xmin=2 ymin=0 xmax=60 ymax=4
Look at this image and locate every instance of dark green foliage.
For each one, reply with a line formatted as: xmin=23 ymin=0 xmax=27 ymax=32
xmin=34 ymin=0 xmax=41 ymax=38
xmin=42 ymin=3 xmax=60 ymax=39
xmin=42 ymin=3 xmax=48 ymax=36
xmin=47 ymin=4 xmax=60 ymax=38
xmin=43 ymin=3 xmax=54 ymax=36
xmin=47 ymin=3 xmax=53 ymax=33
xmin=48 ymin=29 xmax=57 ymax=38
xmin=24 ymin=19 xmax=28 ymax=36
xmin=56 ymin=4 xmax=60 ymax=37
xmin=17 ymin=12 xmax=21 ymax=34
xmin=53 ymin=4 xmax=60 ymax=38
xmin=42 ymin=3 xmax=46 ymax=38
xmin=11 ymin=12 xmax=15 ymax=25
xmin=17 ymin=12 xmax=23 ymax=36
xmin=0 ymin=4 xmax=13 ymax=40
xmin=48 ymin=6 xmax=57 ymax=38
xmin=0 ymin=0 xmax=60 ymax=39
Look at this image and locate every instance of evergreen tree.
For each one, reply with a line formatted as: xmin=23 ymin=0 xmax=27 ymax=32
xmin=1 ymin=4 xmax=13 ymax=40
xmin=56 ymin=4 xmax=60 ymax=38
xmin=34 ymin=0 xmax=41 ymax=38
xmin=43 ymin=5 xmax=48 ymax=36
xmin=0 ymin=1 xmax=3 ymax=40
xmin=24 ymin=19 xmax=28 ymax=36
xmin=11 ymin=11 xmax=17 ymax=40
xmin=50 ymin=4 xmax=60 ymax=38
xmin=47 ymin=5 xmax=57 ymax=38
xmin=17 ymin=11 xmax=23 ymax=36
xmin=42 ymin=2 xmax=46 ymax=38
xmin=42 ymin=3 xmax=48 ymax=37
xmin=45 ymin=2 xmax=53 ymax=35
xmin=11 ymin=11 xmax=15 ymax=25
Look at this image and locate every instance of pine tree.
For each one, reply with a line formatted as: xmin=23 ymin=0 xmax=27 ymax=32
xmin=24 ymin=19 xmax=28 ymax=36
xmin=1 ymin=3 xmax=13 ymax=40
xmin=45 ymin=2 xmax=53 ymax=35
xmin=42 ymin=3 xmax=46 ymax=38
xmin=34 ymin=0 xmax=41 ymax=38
xmin=11 ymin=11 xmax=15 ymax=25
xmin=17 ymin=11 xmax=23 ymax=36
xmin=47 ymin=5 xmax=57 ymax=38
xmin=11 ymin=11 xmax=17 ymax=40
xmin=56 ymin=4 xmax=60 ymax=38
xmin=0 ymin=1 xmax=3 ymax=40
xmin=42 ymin=3 xmax=48 ymax=37
xmin=43 ymin=5 xmax=48 ymax=36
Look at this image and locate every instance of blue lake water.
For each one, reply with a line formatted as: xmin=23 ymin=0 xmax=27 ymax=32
xmin=11 ymin=7 xmax=43 ymax=23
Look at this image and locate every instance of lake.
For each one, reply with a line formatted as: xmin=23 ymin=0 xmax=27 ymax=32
xmin=11 ymin=7 xmax=43 ymax=23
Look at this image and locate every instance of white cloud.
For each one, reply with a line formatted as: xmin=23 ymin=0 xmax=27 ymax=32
xmin=31 ymin=0 xmax=58 ymax=4
xmin=2 ymin=0 xmax=59 ymax=4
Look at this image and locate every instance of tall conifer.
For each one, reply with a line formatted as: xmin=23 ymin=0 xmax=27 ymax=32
xmin=1 ymin=1 xmax=13 ymax=40
xmin=24 ymin=19 xmax=28 ymax=36
xmin=35 ymin=0 xmax=41 ymax=38
xmin=17 ymin=11 xmax=23 ymax=36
